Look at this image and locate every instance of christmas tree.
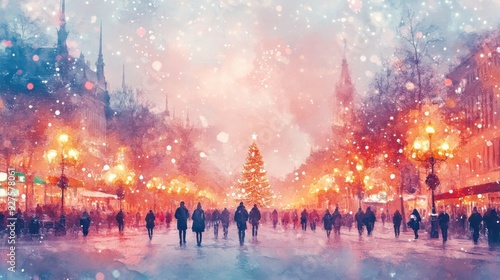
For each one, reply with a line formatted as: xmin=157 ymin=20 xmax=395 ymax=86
xmin=236 ymin=136 xmax=273 ymax=208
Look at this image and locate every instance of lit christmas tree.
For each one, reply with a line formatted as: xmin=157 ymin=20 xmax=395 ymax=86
xmin=236 ymin=135 xmax=273 ymax=208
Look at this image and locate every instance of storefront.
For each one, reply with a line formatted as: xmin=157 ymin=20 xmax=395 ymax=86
xmin=435 ymin=181 xmax=500 ymax=215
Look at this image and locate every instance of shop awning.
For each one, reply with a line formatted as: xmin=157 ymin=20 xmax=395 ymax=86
xmin=79 ymin=188 xmax=117 ymax=199
xmin=435 ymin=181 xmax=500 ymax=200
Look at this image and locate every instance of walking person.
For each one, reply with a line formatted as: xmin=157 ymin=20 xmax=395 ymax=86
xmin=355 ymin=208 xmax=365 ymax=236
xmin=381 ymin=211 xmax=387 ymax=228
xmin=135 ymin=211 xmax=141 ymax=228
xmin=175 ymin=201 xmax=190 ymax=246
xmin=364 ymin=206 xmax=376 ymax=236
xmin=468 ymin=206 xmax=482 ymax=245
xmin=271 ymin=209 xmax=279 ymax=229
xmin=249 ymin=204 xmax=261 ymax=238
xmin=192 ymin=202 xmax=205 ymax=246
xmin=234 ymin=202 xmax=249 ymax=245
xmin=483 ymin=208 xmax=500 ymax=246
xmin=300 ymin=209 xmax=308 ymax=231
xmin=221 ymin=208 xmax=230 ymax=238
xmin=332 ymin=207 xmax=342 ymax=236
xmin=310 ymin=209 xmax=319 ymax=232
xmin=116 ymin=210 xmax=125 ymax=234
xmin=392 ymin=210 xmax=402 ymax=238
xmin=212 ymin=208 xmax=221 ymax=238
xmin=80 ymin=210 xmax=91 ymax=237
xmin=437 ymin=208 xmax=450 ymax=244
xmin=322 ymin=209 xmax=333 ymax=238
xmin=145 ymin=210 xmax=155 ymax=240
xmin=292 ymin=209 xmax=299 ymax=229
xmin=408 ymin=209 xmax=422 ymax=239
xmin=165 ymin=210 xmax=172 ymax=228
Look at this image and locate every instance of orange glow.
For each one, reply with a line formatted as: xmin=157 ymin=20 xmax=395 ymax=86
xmin=425 ymin=125 xmax=435 ymax=135
xmin=444 ymin=78 xmax=452 ymax=87
xmin=84 ymin=81 xmax=94 ymax=90
xmin=58 ymin=133 xmax=69 ymax=143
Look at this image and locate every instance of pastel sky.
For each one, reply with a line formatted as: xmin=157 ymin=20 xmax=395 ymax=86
xmin=4 ymin=0 xmax=500 ymax=178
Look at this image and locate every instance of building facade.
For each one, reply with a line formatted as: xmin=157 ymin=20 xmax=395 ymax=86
xmin=437 ymin=30 xmax=500 ymax=210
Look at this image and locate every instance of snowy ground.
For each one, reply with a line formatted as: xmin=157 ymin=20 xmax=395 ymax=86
xmin=1 ymin=222 xmax=499 ymax=280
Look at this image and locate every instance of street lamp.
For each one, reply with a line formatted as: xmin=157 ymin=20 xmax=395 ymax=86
xmin=411 ymin=123 xmax=451 ymax=239
xmin=46 ymin=133 xmax=79 ymax=215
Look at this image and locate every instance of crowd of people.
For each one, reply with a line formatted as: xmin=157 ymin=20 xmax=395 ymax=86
xmin=1 ymin=202 xmax=499 ymax=248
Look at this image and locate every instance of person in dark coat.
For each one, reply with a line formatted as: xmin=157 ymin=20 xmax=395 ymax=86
xmin=381 ymin=211 xmax=387 ymax=227
xmin=310 ymin=209 xmax=320 ymax=232
xmin=175 ymin=201 xmax=190 ymax=245
xmin=300 ymin=209 xmax=308 ymax=231
xmin=392 ymin=210 xmax=403 ymax=238
xmin=271 ymin=209 xmax=279 ymax=229
xmin=221 ymin=208 xmax=230 ymax=238
xmin=145 ymin=210 xmax=155 ymax=240
xmin=408 ymin=209 xmax=422 ymax=239
xmin=165 ymin=211 xmax=173 ymax=228
xmin=192 ymin=202 xmax=206 ymax=246
xmin=332 ymin=208 xmax=342 ymax=236
xmin=115 ymin=210 xmax=125 ymax=234
xmin=28 ymin=215 xmax=41 ymax=235
xmin=234 ymin=202 xmax=249 ymax=245
xmin=80 ymin=211 xmax=91 ymax=237
xmin=322 ymin=210 xmax=333 ymax=238
xmin=355 ymin=208 xmax=364 ymax=236
xmin=483 ymin=208 xmax=499 ymax=246
xmin=249 ymin=204 xmax=261 ymax=237
xmin=212 ymin=209 xmax=221 ymax=238
xmin=468 ymin=206 xmax=482 ymax=245
xmin=364 ymin=207 xmax=376 ymax=236
xmin=437 ymin=208 xmax=450 ymax=244
xmin=14 ymin=209 xmax=25 ymax=237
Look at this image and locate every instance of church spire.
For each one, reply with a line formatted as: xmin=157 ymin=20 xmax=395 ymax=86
xmin=96 ymin=20 xmax=106 ymax=85
xmin=332 ymin=40 xmax=356 ymax=128
xmin=56 ymin=0 xmax=69 ymax=57
xmin=338 ymin=38 xmax=352 ymax=89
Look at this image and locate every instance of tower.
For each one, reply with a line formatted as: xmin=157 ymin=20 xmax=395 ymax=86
xmin=96 ymin=20 xmax=106 ymax=87
xmin=332 ymin=43 xmax=356 ymax=128
xmin=56 ymin=0 xmax=69 ymax=57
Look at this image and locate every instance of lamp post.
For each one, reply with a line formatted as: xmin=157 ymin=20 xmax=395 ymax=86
xmin=355 ymin=164 xmax=364 ymax=209
xmin=116 ymin=182 xmax=125 ymax=210
xmin=411 ymin=124 xmax=451 ymax=239
xmin=46 ymin=133 xmax=78 ymax=215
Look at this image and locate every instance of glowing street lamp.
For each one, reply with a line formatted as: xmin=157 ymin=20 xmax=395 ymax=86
xmin=410 ymin=123 xmax=452 ymax=239
xmin=45 ymin=133 xmax=79 ymax=219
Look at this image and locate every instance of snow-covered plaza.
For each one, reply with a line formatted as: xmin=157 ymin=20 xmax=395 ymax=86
xmin=1 ymin=222 xmax=499 ymax=280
